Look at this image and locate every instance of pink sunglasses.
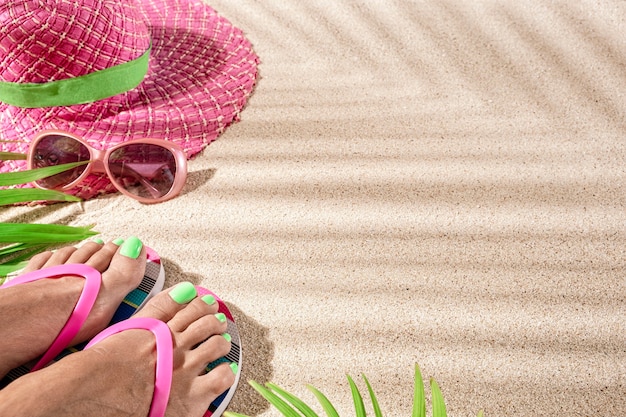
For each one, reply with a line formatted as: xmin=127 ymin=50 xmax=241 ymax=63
xmin=28 ymin=130 xmax=188 ymax=203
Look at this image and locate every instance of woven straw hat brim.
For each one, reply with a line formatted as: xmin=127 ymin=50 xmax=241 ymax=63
xmin=0 ymin=0 xmax=259 ymax=200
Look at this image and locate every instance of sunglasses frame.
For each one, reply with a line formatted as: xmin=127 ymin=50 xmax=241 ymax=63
xmin=27 ymin=130 xmax=188 ymax=204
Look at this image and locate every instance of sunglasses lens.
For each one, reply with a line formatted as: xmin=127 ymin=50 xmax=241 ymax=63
xmin=32 ymin=135 xmax=90 ymax=188
xmin=108 ymin=143 xmax=178 ymax=200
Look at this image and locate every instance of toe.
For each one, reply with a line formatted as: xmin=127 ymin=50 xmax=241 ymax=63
xmin=84 ymin=240 xmax=127 ymax=272
xmin=65 ymin=240 xmax=106 ymax=265
xmin=134 ymin=283 xmax=196 ymax=323
xmin=168 ymin=295 xmax=219 ymax=333
xmin=176 ymin=312 xmax=228 ymax=348
xmin=189 ymin=331 xmax=232 ymax=366
xmin=21 ymin=250 xmax=54 ymax=273
xmin=194 ymin=362 xmax=238 ymax=400
xmin=42 ymin=246 xmax=78 ymax=267
xmin=97 ymin=237 xmax=147 ymax=294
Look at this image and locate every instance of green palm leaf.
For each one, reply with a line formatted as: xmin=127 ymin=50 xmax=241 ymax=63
xmin=362 ymin=374 xmax=383 ymax=417
xmin=0 ymin=243 xmax=47 ymax=261
xmin=0 ymin=243 xmax=28 ymax=257
xmin=307 ymin=384 xmax=340 ymax=417
xmin=227 ymin=365 xmax=483 ymax=417
xmin=0 ymin=161 xmax=87 ymax=186
xmin=430 ymin=379 xmax=447 ymax=417
xmin=412 ymin=364 xmax=426 ymax=417
xmin=0 ymin=154 xmax=96 ymax=279
xmin=0 ymin=188 xmax=81 ymax=206
xmin=0 ymin=152 xmax=26 ymax=161
xmin=347 ymin=375 xmax=366 ymax=417
xmin=0 ymin=223 xmax=97 ymax=243
xmin=267 ymin=382 xmax=320 ymax=417
xmin=248 ymin=381 xmax=301 ymax=417
xmin=0 ymin=261 xmax=28 ymax=283
xmin=0 ymin=243 xmax=49 ymax=281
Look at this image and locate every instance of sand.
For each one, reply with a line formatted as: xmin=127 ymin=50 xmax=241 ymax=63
xmin=2 ymin=0 xmax=625 ymax=415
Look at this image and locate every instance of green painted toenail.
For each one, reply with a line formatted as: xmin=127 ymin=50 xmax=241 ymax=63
xmin=113 ymin=238 xmax=124 ymax=245
xmin=229 ymin=362 xmax=239 ymax=375
xmin=169 ymin=282 xmax=197 ymax=304
xmin=201 ymin=295 xmax=216 ymax=305
xmin=120 ymin=236 xmax=143 ymax=259
xmin=93 ymin=238 xmax=104 ymax=244
xmin=215 ymin=313 xmax=227 ymax=323
xmin=222 ymin=333 xmax=232 ymax=342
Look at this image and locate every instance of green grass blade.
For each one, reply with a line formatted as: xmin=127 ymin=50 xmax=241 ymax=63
xmin=223 ymin=412 xmax=252 ymax=417
xmin=0 ymin=152 xmax=26 ymax=161
xmin=347 ymin=375 xmax=367 ymax=417
xmin=430 ymin=378 xmax=447 ymax=417
xmin=307 ymin=384 xmax=340 ymax=417
xmin=0 ymin=161 xmax=88 ymax=186
xmin=0 ymin=188 xmax=81 ymax=206
xmin=0 ymin=223 xmax=97 ymax=243
xmin=362 ymin=374 xmax=383 ymax=417
xmin=248 ymin=381 xmax=301 ymax=417
xmin=267 ymin=382 xmax=319 ymax=417
xmin=412 ymin=364 xmax=426 ymax=417
xmin=477 ymin=411 xmax=485 ymax=417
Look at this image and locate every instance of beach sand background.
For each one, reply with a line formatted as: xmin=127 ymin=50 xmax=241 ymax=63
xmin=2 ymin=0 xmax=625 ymax=415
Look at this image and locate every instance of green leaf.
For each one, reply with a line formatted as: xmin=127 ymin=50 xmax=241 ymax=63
xmin=307 ymin=384 xmax=340 ymax=417
xmin=267 ymin=382 xmax=319 ymax=417
xmin=0 ymin=188 xmax=81 ymax=206
xmin=0 ymin=223 xmax=97 ymax=244
xmin=0 ymin=161 xmax=88 ymax=186
xmin=0 ymin=243 xmax=48 ymax=263
xmin=0 ymin=152 xmax=26 ymax=161
xmin=223 ymin=413 xmax=252 ymax=417
xmin=362 ymin=374 xmax=383 ymax=417
xmin=412 ymin=364 xmax=426 ymax=417
xmin=431 ymin=378 xmax=447 ymax=417
xmin=248 ymin=381 xmax=301 ymax=417
xmin=0 ymin=242 xmax=27 ymax=257
xmin=348 ymin=375 xmax=367 ymax=417
xmin=477 ymin=411 xmax=485 ymax=417
xmin=0 ymin=261 xmax=28 ymax=279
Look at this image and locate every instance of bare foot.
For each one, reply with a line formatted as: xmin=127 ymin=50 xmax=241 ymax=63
xmin=0 ymin=237 xmax=147 ymax=378
xmin=0 ymin=283 xmax=237 ymax=417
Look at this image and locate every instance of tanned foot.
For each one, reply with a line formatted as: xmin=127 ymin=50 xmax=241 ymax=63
xmin=0 ymin=237 xmax=147 ymax=378
xmin=0 ymin=283 xmax=236 ymax=417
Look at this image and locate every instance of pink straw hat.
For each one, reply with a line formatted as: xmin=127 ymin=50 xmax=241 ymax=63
xmin=0 ymin=0 xmax=258 ymax=199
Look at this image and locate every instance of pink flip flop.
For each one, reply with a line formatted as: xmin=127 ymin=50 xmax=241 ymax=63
xmin=84 ymin=287 xmax=242 ymax=417
xmin=0 ymin=247 xmax=165 ymax=385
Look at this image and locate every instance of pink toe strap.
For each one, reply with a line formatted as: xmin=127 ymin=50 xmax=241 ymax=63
xmin=85 ymin=317 xmax=173 ymax=417
xmin=2 ymin=264 xmax=101 ymax=371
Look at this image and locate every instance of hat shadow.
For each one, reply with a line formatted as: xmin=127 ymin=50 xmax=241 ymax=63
xmin=161 ymin=258 xmax=274 ymax=416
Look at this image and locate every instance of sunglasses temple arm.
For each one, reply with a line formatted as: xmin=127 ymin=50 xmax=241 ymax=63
xmin=137 ymin=174 xmax=162 ymax=199
xmin=109 ymin=165 xmax=164 ymax=199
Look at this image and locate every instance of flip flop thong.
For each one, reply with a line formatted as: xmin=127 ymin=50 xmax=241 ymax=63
xmin=0 ymin=246 xmax=165 ymax=386
xmin=84 ymin=287 xmax=242 ymax=417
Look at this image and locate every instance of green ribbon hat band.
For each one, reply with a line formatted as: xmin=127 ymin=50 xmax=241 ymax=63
xmin=0 ymin=45 xmax=151 ymax=108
